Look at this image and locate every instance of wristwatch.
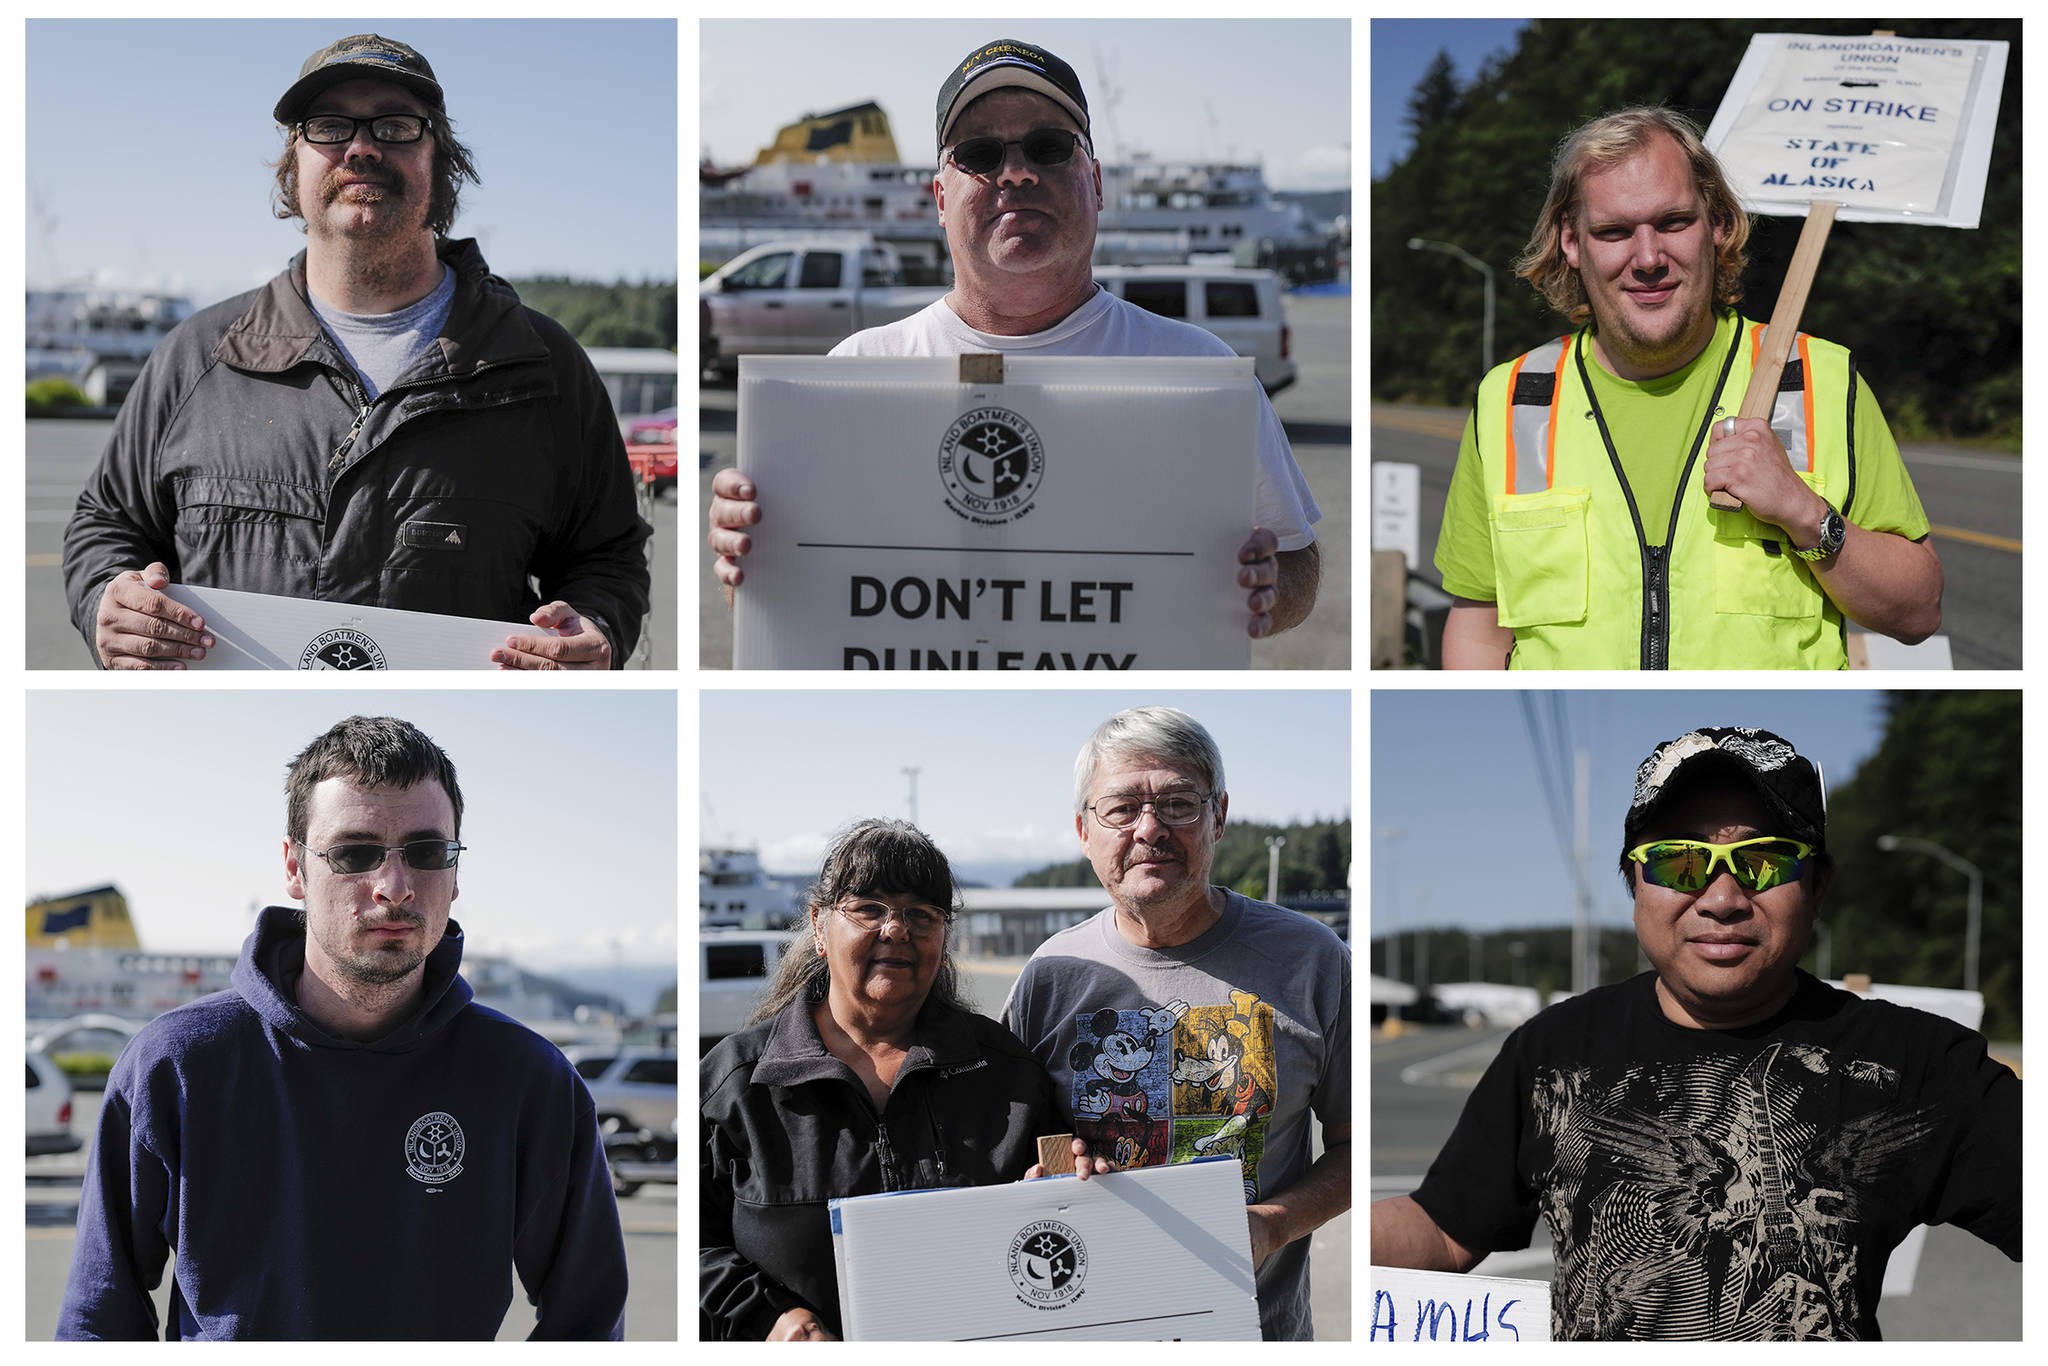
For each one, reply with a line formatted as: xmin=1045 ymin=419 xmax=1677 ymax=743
xmin=1792 ymin=502 xmax=1846 ymax=561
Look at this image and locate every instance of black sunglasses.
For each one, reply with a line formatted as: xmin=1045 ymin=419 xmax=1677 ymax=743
xmin=301 ymin=840 xmax=465 ymax=875
xmin=947 ymin=128 xmax=1086 ymax=177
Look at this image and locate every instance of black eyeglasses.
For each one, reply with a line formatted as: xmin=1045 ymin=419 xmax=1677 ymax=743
xmin=302 ymin=840 xmax=465 ymax=874
xmin=298 ymin=113 xmax=429 ymax=146
xmin=946 ymin=128 xmax=1085 ymax=177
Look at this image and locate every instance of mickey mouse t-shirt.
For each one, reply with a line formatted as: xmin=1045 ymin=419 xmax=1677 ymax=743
xmin=1001 ymin=891 xmax=1352 ymax=1341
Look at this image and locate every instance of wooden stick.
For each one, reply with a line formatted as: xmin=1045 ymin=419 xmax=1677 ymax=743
xmin=1709 ymin=199 xmax=1839 ymax=510
xmin=1036 ymin=1134 xmax=1076 ymax=1175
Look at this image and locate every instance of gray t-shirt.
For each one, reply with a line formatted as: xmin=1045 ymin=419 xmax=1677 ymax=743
xmin=307 ymin=263 xmax=456 ymax=401
xmin=1000 ymin=889 xmax=1353 ymax=1341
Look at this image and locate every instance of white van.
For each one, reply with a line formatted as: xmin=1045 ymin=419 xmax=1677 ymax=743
xmin=700 ymin=929 xmax=798 ymax=1050
xmin=1094 ymin=264 xmax=1298 ymax=395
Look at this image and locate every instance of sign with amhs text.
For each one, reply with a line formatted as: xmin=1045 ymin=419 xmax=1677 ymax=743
xmin=732 ymin=355 xmax=1254 ymax=670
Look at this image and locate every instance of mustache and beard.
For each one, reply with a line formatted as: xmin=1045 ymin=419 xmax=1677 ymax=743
xmin=314 ymin=157 xmax=422 ymax=241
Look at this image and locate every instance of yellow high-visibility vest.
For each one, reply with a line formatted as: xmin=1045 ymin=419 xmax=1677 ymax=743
xmin=1473 ymin=317 xmax=1855 ymax=669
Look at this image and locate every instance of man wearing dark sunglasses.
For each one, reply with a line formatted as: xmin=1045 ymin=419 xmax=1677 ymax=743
xmin=709 ymin=37 xmax=1322 ymax=641
xmin=63 ymin=32 xmax=650 ymax=672
xmin=1372 ymin=725 xmax=2019 ymax=1340
xmin=58 ymin=716 xmax=628 ymax=1339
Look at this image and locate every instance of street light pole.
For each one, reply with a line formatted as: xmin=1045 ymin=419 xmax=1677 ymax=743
xmin=1876 ymin=834 xmax=1984 ymax=992
xmin=1407 ymin=236 xmax=1496 ymax=374
xmin=1265 ymin=835 xmax=1286 ymax=904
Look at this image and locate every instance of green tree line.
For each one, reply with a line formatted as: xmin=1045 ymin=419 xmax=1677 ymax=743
xmin=507 ymin=277 xmax=678 ymax=352
xmin=1373 ymin=19 xmax=2021 ymax=443
xmin=1015 ymin=818 xmax=1351 ymax=899
xmin=1375 ymin=691 xmax=2021 ymax=1037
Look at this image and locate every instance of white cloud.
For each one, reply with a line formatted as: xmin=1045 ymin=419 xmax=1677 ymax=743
xmin=1274 ymin=142 xmax=1353 ymax=192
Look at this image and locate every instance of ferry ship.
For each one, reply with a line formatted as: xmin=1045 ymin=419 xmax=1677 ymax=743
xmin=702 ymin=102 xmax=1338 ymax=282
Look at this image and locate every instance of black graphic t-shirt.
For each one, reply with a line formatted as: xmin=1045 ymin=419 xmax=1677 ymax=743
xmin=1412 ymin=971 xmax=2020 ymax=1341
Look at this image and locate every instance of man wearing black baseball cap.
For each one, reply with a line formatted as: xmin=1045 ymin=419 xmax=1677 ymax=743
xmin=708 ymin=36 xmax=1322 ymax=642
xmin=1372 ymin=725 xmax=2020 ymax=1339
xmin=63 ymin=33 xmax=650 ymax=672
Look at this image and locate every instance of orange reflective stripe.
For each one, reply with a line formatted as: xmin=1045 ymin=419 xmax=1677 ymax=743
xmin=1797 ymin=333 xmax=1816 ymax=473
xmin=1502 ymin=350 xmax=1531 ymax=495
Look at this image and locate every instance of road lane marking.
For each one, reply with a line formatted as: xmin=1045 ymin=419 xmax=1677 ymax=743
xmin=1908 ymin=450 xmax=2022 ymax=473
xmin=1399 ymin=1035 xmax=1509 ymax=1087
xmin=1371 ymin=408 xmax=1467 ymax=440
xmin=1930 ymin=524 xmax=2021 ymax=554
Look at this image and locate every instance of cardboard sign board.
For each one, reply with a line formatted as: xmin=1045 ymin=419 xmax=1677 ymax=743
xmin=164 ymin=584 xmax=536 ymax=670
xmin=1369 ymin=1267 xmax=1552 ymax=1343
xmin=1706 ymin=33 xmax=2008 ymax=227
xmin=733 ymin=355 xmax=1254 ymax=670
xmin=829 ymin=1157 xmax=1260 ymax=1341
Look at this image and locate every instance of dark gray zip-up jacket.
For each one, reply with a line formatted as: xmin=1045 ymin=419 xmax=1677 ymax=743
xmin=700 ymin=997 xmax=1054 ymax=1340
xmin=62 ymin=238 xmax=652 ymax=665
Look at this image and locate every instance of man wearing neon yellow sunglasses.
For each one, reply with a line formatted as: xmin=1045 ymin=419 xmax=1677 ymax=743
xmin=1373 ymin=725 xmax=2019 ymax=1339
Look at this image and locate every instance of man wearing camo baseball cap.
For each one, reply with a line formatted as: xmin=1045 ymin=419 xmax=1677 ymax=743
xmin=1373 ymin=723 xmax=2020 ymax=1339
xmin=63 ymin=31 xmax=650 ymax=673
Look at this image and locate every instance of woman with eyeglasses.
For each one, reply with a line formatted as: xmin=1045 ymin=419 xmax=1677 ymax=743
xmin=700 ymin=819 xmax=1073 ymax=1341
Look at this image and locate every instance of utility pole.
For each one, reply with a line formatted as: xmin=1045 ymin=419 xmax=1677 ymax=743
xmin=901 ymin=767 xmax=920 ymax=827
xmin=1572 ymin=747 xmax=1591 ymax=994
xmin=1378 ymin=827 xmax=1402 ymax=983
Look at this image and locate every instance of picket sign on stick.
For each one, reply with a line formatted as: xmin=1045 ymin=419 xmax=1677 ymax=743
xmin=1702 ymin=26 xmax=2009 ymax=511
xmin=1709 ymin=198 xmax=1837 ymax=511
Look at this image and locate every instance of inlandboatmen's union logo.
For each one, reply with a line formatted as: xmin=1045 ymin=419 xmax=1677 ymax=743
xmin=1007 ymin=1218 xmax=1087 ymax=1308
xmin=300 ymin=626 xmax=388 ymax=671
xmin=939 ymin=407 xmax=1045 ymax=524
xmin=405 ymin=1111 xmax=465 ymax=1185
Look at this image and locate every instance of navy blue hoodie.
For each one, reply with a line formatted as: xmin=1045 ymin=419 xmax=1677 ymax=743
xmin=56 ymin=908 xmax=627 ymax=1340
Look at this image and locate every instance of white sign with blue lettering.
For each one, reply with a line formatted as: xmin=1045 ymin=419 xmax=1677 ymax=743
xmin=1369 ymin=1267 xmax=1552 ymax=1343
xmin=1705 ymin=33 xmax=2008 ymax=227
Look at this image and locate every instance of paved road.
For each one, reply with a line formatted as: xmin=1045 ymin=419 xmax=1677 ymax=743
xmin=1371 ymin=405 xmax=2022 ymax=669
xmin=699 ymin=292 xmax=1353 ymax=671
xmin=1370 ymin=1024 xmax=2020 ymax=1339
xmin=26 ymin=1087 xmax=678 ymax=1339
xmin=24 ymin=420 xmax=678 ymax=671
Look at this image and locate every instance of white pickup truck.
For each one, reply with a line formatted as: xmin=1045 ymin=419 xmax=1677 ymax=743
xmin=701 ymin=241 xmax=1298 ymax=393
xmin=699 ymin=239 xmax=943 ymax=379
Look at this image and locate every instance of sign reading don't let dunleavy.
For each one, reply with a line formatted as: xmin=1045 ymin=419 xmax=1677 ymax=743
xmin=733 ymin=355 xmax=1254 ymax=670
xmin=1706 ymin=33 xmax=2008 ymax=227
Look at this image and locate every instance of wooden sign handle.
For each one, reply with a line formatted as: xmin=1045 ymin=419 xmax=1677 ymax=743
xmin=1036 ymin=1134 xmax=1076 ymax=1175
xmin=1708 ymin=198 xmax=1839 ymax=510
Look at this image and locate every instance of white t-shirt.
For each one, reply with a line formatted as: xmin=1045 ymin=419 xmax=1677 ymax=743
xmin=831 ymin=289 xmax=1320 ymax=549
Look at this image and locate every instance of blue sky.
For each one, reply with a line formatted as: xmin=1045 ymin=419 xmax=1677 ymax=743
xmin=1369 ymin=690 xmax=1913 ymax=938
xmin=27 ymin=19 xmax=677 ymax=303
xmin=700 ymin=688 xmax=1351 ymax=879
xmin=25 ymin=690 xmax=678 ymax=968
xmin=701 ymin=18 xmax=1351 ymax=192
xmin=1370 ymin=18 xmax=1527 ymax=178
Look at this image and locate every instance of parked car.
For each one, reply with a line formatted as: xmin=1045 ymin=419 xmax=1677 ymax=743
xmin=565 ymin=1046 xmax=676 ymax=1137
xmin=26 ymin=1049 xmax=83 ymax=1157
xmin=699 ymin=238 xmax=944 ymax=379
xmin=699 ymin=928 xmax=794 ymax=1051
xmin=625 ymin=408 xmax=678 ymax=492
xmin=1095 ymin=264 xmax=1297 ymax=395
xmin=603 ymin=1119 xmax=677 ymax=1198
